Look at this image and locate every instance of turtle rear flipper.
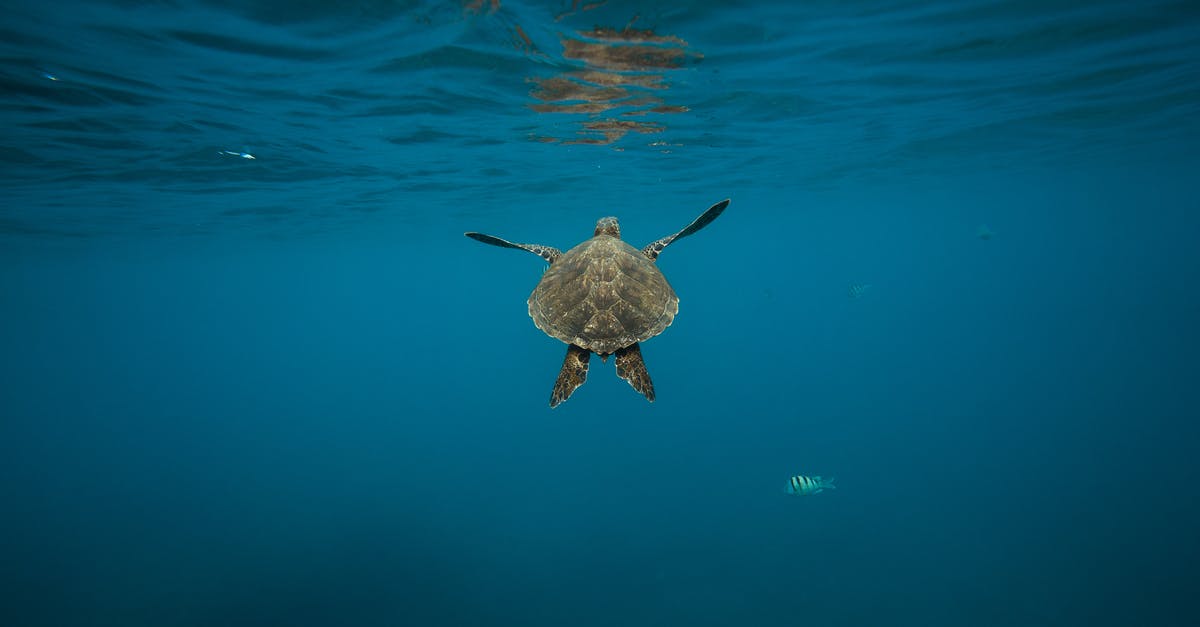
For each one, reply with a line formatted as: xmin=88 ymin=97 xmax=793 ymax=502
xmin=465 ymin=232 xmax=561 ymax=264
xmin=550 ymin=344 xmax=590 ymax=408
xmin=641 ymin=199 xmax=730 ymax=261
xmin=615 ymin=343 xmax=654 ymax=403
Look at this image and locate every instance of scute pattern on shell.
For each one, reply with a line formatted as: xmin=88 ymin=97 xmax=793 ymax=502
xmin=528 ymin=236 xmax=679 ymax=355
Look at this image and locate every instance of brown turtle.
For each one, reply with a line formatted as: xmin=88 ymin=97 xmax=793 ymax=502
xmin=465 ymin=198 xmax=730 ymax=407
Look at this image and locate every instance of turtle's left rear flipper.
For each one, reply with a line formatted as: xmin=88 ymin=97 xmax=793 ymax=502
xmin=550 ymin=344 xmax=590 ymax=408
xmin=615 ymin=343 xmax=655 ymax=403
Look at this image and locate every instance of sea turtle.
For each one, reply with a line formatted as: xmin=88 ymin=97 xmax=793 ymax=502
xmin=465 ymin=198 xmax=730 ymax=407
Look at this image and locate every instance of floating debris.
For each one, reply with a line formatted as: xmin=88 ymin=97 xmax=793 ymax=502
xmin=786 ymin=474 xmax=836 ymax=496
xmin=847 ymin=283 xmax=871 ymax=299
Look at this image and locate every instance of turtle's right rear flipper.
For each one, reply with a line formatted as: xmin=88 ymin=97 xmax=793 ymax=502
xmin=464 ymin=232 xmax=561 ymax=264
xmin=550 ymin=344 xmax=590 ymax=408
xmin=615 ymin=343 xmax=655 ymax=403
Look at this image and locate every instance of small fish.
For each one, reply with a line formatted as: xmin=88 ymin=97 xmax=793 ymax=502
xmin=786 ymin=474 xmax=835 ymax=496
xmin=847 ymin=283 xmax=871 ymax=299
xmin=219 ymin=150 xmax=256 ymax=159
xmin=976 ymin=224 xmax=995 ymax=240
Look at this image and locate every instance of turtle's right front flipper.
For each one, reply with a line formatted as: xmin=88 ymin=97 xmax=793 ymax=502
xmin=465 ymin=232 xmax=561 ymax=264
xmin=642 ymin=199 xmax=730 ymax=261
xmin=550 ymin=344 xmax=590 ymax=408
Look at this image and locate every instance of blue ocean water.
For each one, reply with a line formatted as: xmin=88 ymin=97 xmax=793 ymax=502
xmin=2 ymin=0 xmax=1199 ymax=624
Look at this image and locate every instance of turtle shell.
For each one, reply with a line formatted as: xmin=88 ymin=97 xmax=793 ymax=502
xmin=528 ymin=235 xmax=679 ymax=355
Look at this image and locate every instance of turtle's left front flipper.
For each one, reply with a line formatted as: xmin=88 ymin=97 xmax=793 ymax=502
xmin=465 ymin=232 xmax=561 ymax=264
xmin=642 ymin=198 xmax=730 ymax=261
xmin=615 ymin=343 xmax=655 ymax=403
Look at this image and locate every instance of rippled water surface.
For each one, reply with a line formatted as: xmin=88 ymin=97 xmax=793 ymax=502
xmin=2 ymin=1 xmax=1199 ymax=626
xmin=3 ymin=0 xmax=1197 ymax=236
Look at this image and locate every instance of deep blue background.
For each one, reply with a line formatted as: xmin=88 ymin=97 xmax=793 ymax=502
xmin=2 ymin=1 xmax=1199 ymax=625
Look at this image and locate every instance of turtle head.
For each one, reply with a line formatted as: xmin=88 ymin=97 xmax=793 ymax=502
xmin=594 ymin=217 xmax=621 ymax=239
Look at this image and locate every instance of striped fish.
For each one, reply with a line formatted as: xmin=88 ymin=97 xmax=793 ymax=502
xmin=786 ymin=474 xmax=836 ymax=496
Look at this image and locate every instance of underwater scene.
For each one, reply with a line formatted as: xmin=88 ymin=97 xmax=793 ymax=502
xmin=2 ymin=0 xmax=1199 ymax=625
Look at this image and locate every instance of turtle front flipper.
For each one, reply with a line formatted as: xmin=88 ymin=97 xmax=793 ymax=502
xmin=465 ymin=232 xmax=561 ymax=264
xmin=614 ymin=343 xmax=655 ymax=403
xmin=641 ymin=198 xmax=730 ymax=261
xmin=550 ymin=344 xmax=590 ymax=408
